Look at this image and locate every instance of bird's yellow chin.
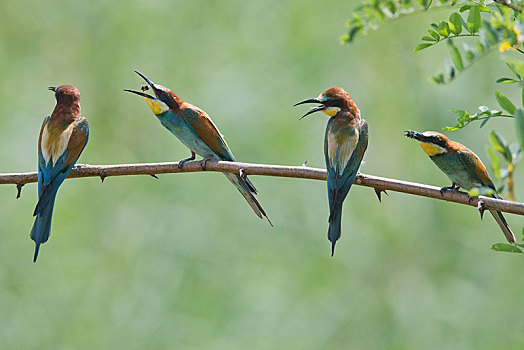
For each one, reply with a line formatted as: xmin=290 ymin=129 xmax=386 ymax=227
xmin=419 ymin=142 xmax=446 ymax=156
xmin=145 ymin=98 xmax=169 ymax=115
xmin=321 ymin=107 xmax=341 ymax=117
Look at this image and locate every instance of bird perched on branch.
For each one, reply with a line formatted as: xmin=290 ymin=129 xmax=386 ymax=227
xmin=295 ymin=88 xmax=368 ymax=255
xmin=31 ymin=85 xmax=89 ymax=262
xmin=405 ymin=130 xmax=515 ymax=243
xmin=125 ymin=70 xmax=271 ymax=225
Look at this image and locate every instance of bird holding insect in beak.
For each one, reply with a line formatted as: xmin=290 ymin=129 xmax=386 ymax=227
xmin=405 ymin=130 xmax=515 ymax=243
xmin=125 ymin=70 xmax=271 ymax=225
xmin=31 ymin=85 xmax=89 ymax=262
xmin=295 ymin=88 xmax=368 ymax=255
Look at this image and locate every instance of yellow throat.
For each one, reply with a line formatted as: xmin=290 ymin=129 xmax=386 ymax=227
xmin=145 ymin=98 xmax=169 ymax=115
xmin=419 ymin=142 xmax=446 ymax=156
xmin=321 ymin=107 xmax=341 ymax=117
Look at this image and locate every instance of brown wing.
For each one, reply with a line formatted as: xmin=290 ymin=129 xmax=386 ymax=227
xmin=37 ymin=116 xmax=50 ymax=162
xmin=182 ymin=106 xmax=235 ymax=161
xmin=457 ymin=150 xmax=495 ymax=189
xmin=64 ymin=117 xmax=89 ymax=165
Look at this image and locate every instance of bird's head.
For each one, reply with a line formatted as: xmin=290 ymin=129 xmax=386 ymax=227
xmin=294 ymin=87 xmax=355 ymax=119
xmin=405 ymin=130 xmax=450 ymax=156
xmin=49 ymin=85 xmax=80 ymax=103
xmin=124 ymin=70 xmax=182 ymax=115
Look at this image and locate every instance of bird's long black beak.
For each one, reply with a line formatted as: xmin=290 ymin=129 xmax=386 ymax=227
xmin=294 ymin=98 xmax=326 ymax=120
xmin=48 ymin=86 xmax=57 ymax=92
xmin=294 ymin=98 xmax=321 ymax=107
xmin=405 ymin=130 xmax=426 ymax=142
xmin=123 ymin=70 xmax=159 ymax=100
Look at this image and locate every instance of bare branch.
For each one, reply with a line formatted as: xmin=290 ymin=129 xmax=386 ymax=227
xmin=494 ymin=0 xmax=522 ymax=12
xmin=1 ymin=160 xmax=523 ymax=215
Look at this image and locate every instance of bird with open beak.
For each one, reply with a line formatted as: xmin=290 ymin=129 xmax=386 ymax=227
xmin=405 ymin=130 xmax=516 ymax=243
xmin=125 ymin=70 xmax=271 ymax=225
xmin=295 ymin=87 xmax=368 ymax=255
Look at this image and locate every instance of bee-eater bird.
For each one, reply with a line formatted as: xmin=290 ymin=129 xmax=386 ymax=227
xmin=125 ymin=70 xmax=271 ymax=225
xmin=295 ymin=88 xmax=368 ymax=255
xmin=31 ymin=85 xmax=89 ymax=262
xmin=405 ymin=130 xmax=515 ymax=243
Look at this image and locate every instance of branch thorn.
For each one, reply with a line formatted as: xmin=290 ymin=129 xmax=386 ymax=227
xmin=16 ymin=183 xmax=24 ymax=199
xmin=374 ymin=188 xmax=388 ymax=203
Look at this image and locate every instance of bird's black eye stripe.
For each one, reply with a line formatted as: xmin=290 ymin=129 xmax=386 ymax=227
xmin=158 ymin=91 xmax=174 ymax=109
xmin=323 ymin=97 xmax=344 ymax=108
xmin=432 ymin=136 xmax=446 ymax=148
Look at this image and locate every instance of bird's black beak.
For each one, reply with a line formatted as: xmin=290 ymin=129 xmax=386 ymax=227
xmin=124 ymin=70 xmax=160 ymax=100
xmin=294 ymin=98 xmax=321 ymax=107
xmin=405 ymin=130 xmax=426 ymax=142
xmin=294 ymin=98 xmax=326 ymax=120
xmin=48 ymin=86 xmax=57 ymax=92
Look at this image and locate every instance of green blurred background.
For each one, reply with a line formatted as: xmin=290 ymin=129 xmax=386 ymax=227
xmin=0 ymin=1 xmax=523 ymax=349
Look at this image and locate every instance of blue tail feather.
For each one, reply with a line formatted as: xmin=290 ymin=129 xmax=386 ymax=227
xmin=223 ymin=173 xmax=272 ymax=226
xmin=30 ymin=196 xmax=56 ymax=262
xmin=328 ymin=205 xmax=342 ymax=256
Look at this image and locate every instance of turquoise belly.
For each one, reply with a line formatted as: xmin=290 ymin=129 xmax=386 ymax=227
xmin=158 ymin=113 xmax=220 ymax=160
xmin=430 ymin=153 xmax=479 ymax=190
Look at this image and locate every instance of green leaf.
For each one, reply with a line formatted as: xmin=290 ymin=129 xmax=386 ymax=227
xmin=504 ymin=57 xmax=524 ymax=78
xmin=438 ymin=21 xmax=450 ymax=37
xmin=487 ymin=146 xmax=500 ymax=178
xmin=430 ymin=23 xmax=439 ymax=31
xmin=483 ymin=22 xmax=498 ymax=45
xmin=447 ymin=39 xmax=463 ymax=71
xmin=496 ymin=78 xmax=518 ymax=84
xmin=385 ymin=1 xmax=397 ymax=15
xmin=495 ymin=91 xmax=516 ymax=114
xmin=477 ymin=5 xmax=493 ymax=13
xmin=506 ymin=62 xmax=522 ymax=80
xmin=449 ymin=12 xmax=463 ymax=35
xmin=463 ymin=44 xmax=475 ymax=62
xmin=476 ymin=41 xmax=485 ymax=52
xmin=480 ymin=115 xmax=492 ymax=128
xmin=422 ymin=35 xmax=437 ymax=42
xmin=459 ymin=4 xmax=471 ymax=12
xmin=346 ymin=26 xmax=363 ymax=43
xmin=430 ymin=72 xmax=445 ymax=84
xmin=418 ymin=0 xmax=430 ymax=10
xmin=491 ymin=243 xmax=523 ymax=253
xmin=467 ymin=6 xmax=481 ymax=33
xmin=428 ymin=29 xmax=440 ymax=40
xmin=489 ymin=130 xmax=513 ymax=163
xmin=515 ymin=108 xmax=524 ymax=151
xmin=414 ymin=43 xmax=433 ymax=52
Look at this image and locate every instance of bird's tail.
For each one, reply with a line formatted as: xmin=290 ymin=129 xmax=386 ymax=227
xmin=30 ymin=195 xmax=57 ymax=262
xmin=224 ymin=173 xmax=272 ymax=226
xmin=489 ymin=193 xmax=516 ymax=243
xmin=328 ymin=205 xmax=343 ymax=256
xmin=488 ymin=210 xmax=516 ymax=243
